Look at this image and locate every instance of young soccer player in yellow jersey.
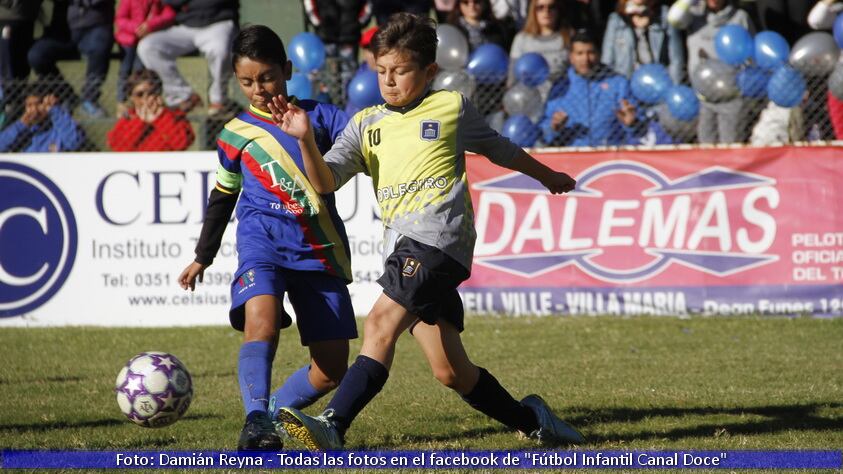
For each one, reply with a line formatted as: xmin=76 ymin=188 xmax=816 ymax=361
xmin=269 ymin=13 xmax=584 ymax=449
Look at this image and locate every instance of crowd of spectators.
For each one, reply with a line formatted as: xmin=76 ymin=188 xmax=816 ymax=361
xmin=0 ymin=0 xmax=840 ymax=152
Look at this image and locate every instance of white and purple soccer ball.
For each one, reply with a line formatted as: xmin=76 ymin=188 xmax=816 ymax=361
xmin=115 ymin=351 xmax=193 ymax=428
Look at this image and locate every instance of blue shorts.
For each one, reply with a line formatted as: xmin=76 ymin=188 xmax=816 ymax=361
xmin=230 ymin=262 xmax=358 ymax=345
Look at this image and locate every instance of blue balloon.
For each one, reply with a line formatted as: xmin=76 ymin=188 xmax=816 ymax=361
xmin=630 ymin=64 xmax=672 ymax=104
xmin=514 ymin=53 xmax=549 ymax=87
xmin=664 ymin=85 xmax=699 ymax=121
xmin=767 ymin=66 xmax=805 ymax=107
xmin=737 ymin=66 xmax=770 ymax=98
xmin=289 ymin=32 xmax=326 ymax=72
xmin=501 ymin=114 xmax=539 ymax=147
xmin=466 ymin=44 xmax=509 ymax=84
xmin=715 ymin=24 xmax=753 ymax=66
xmin=286 ymin=72 xmax=312 ymax=100
xmin=834 ymin=13 xmax=843 ymax=49
xmin=347 ymin=68 xmax=383 ymax=109
xmin=754 ymin=31 xmax=790 ymax=70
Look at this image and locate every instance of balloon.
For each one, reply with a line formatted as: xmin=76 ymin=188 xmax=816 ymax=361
xmin=714 ymin=24 xmax=753 ymax=66
xmin=656 ymin=103 xmax=697 ymax=141
xmin=789 ymin=31 xmax=840 ymax=76
xmin=767 ymin=66 xmax=805 ymax=107
xmin=630 ymin=64 xmax=672 ymax=104
xmin=754 ymin=31 xmax=790 ymax=70
xmin=833 ymin=12 xmax=843 ymax=49
xmin=736 ymin=66 xmax=770 ymax=98
xmin=691 ymin=59 xmax=738 ymax=103
xmin=466 ymin=43 xmax=509 ymax=84
xmin=501 ymin=114 xmax=539 ymax=147
xmin=436 ymin=24 xmax=470 ymax=71
xmin=347 ymin=68 xmax=383 ymax=109
xmin=513 ymin=53 xmax=550 ymax=86
xmin=288 ymin=32 xmax=326 ymax=72
xmin=433 ymin=70 xmax=476 ymax=97
xmin=664 ymin=85 xmax=699 ymax=121
xmin=502 ymin=84 xmax=543 ymax=118
xmin=829 ymin=61 xmax=843 ymax=100
xmin=286 ymin=72 xmax=312 ymax=100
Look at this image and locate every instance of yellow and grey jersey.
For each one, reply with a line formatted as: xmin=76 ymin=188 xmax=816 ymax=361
xmin=324 ymin=89 xmax=522 ymax=270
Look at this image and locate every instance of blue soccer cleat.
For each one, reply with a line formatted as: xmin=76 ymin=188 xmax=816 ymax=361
xmin=521 ymin=394 xmax=585 ymax=445
xmin=276 ymin=407 xmax=343 ymax=451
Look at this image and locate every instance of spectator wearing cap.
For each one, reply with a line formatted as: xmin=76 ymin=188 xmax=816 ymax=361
xmin=602 ymin=0 xmax=684 ymax=84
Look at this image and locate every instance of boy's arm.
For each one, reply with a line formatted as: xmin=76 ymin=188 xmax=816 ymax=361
xmin=460 ymin=96 xmax=575 ymax=194
xmin=270 ymin=95 xmax=367 ymax=193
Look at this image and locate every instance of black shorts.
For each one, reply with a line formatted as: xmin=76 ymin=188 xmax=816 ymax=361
xmin=376 ymin=236 xmax=470 ymax=332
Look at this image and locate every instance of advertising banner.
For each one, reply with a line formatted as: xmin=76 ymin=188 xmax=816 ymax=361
xmin=2 ymin=146 xmax=841 ymax=326
xmin=0 ymin=153 xmax=384 ymax=326
xmin=465 ymin=146 xmax=843 ymax=316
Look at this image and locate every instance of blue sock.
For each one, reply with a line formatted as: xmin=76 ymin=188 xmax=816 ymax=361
xmin=238 ymin=341 xmax=273 ymax=416
xmin=268 ymin=365 xmax=324 ymax=417
xmin=326 ymin=355 xmax=389 ymax=435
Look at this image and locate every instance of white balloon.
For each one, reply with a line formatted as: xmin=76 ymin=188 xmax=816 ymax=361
xmin=433 ymin=70 xmax=477 ymax=97
xmin=436 ymin=24 xmax=470 ymax=71
xmin=503 ymin=84 xmax=543 ymax=120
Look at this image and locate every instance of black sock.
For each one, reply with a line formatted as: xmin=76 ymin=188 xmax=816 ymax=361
xmin=461 ymin=367 xmax=538 ymax=434
xmin=326 ymin=355 xmax=389 ymax=435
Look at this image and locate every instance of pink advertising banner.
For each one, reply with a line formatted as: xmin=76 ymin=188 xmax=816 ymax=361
xmin=463 ymin=146 xmax=843 ymax=317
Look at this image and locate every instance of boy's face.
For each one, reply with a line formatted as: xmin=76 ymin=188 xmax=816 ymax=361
xmin=375 ymin=50 xmax=438 ymax=107
xmin=234 ymin=57 xmax=292 ymax=112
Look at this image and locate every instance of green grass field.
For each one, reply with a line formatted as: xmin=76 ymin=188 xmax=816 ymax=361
xmin=1 ymin=316 xmax=842 ymax=472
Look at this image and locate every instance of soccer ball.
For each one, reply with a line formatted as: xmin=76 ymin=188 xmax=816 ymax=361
xmin=115 ymin=351 xmax=193 ymax=428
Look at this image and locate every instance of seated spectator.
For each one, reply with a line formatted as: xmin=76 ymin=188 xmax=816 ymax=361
xmin=539 ymin=31 xmax=644 ymax=146
xmin=602 ymin=0 xmax=685 ymax=84
xmin=448 ymin=0 xmax=512 ymax=51
xmin=668 ymin=0 xmax=754 ymax=144
xmin=114 ymin=0 xmax=176 ymax=115
xmin=808 ymin=0 xmax=843 ymax=139
xmin=509 ymin=0 xmax=574 ymax=83
xmin=371 ymin=0 xmax=432 ymax=25
xmin=137 ymin=0 xmax=238 ymax=116
xmin=1 ymin=0 xmax=43 ymax=121
xmin=0 ymin=83 xmax=85 ymax=152
xmin=302 ymin=0 xmax=371 ymax=88
xmin=107 ymin=69 xmax=195 ymax=151
xmin=27 ymin=0 xmax=114 ymax=118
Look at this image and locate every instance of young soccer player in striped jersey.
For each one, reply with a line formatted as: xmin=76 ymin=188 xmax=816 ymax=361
xmin=268 ymin=13 xmax=584 ymax=449
xmin=177 ymin=25 xmax=357 ymax=451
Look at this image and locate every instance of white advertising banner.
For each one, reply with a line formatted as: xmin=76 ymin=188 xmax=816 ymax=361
xmin=0 ymin=153 xmax=384 ymax=326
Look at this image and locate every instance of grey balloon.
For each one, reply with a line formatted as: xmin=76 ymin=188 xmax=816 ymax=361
xmin=433 ymin=70 xmax=477 ymax=97
xmin=691 ymin=59 xmax=738 ymax=103
xmin=656 ymin=103 xmax=697 ymax=141
xmin=829 ymin=61 xmax=843 ymax=100
xmin=502 ymin=84 xmax=543 ymax=120
xmin=436 ymin=24 xmax=469 ymax=71
xmin=789 ymin=31 xmax=840 ymax=76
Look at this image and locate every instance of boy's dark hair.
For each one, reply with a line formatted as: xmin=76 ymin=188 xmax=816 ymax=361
xmin=371 ymin=13 xmax=437 ymax=68
xmin=231 ymin=24 xmax=288 ymax=70
xmin=125 ymin=69 xmax=163 ymax=99
xmin=571 ymin=29 xmax=597 ymax=47
xmin=24 ymin=81 xmax=49 ymax=99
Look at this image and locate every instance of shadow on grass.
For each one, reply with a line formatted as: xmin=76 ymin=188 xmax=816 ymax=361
xmin=566 ymin=402 xmax=843 ymax=442
xmin=0 ymin=413 xmax=222 ymax=434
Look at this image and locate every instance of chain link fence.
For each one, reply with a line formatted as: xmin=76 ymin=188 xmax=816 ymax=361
xmin=1 ymin=55 xmax=839 ymax=153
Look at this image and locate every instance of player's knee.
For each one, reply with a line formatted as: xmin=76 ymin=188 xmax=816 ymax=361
xmin=363 ymin=310 xmax=400 ymax=347
xmin=432 ymin=367 xmax=460 ymax=390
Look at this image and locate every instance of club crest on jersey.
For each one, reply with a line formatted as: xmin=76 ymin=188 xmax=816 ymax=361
xmin=239 ymin=269 xmax=256 ymax=288
xmin=402 ymin=258 xmax=421 ymax=277
xmin=420 ymin=120 xmax=441 ymax=141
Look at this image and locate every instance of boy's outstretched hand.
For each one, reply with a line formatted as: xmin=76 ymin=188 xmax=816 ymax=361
xmin=543 ymin=171 xmax=577 ymax=194
xmin=267 ymin=94 xmax=313 ymax=142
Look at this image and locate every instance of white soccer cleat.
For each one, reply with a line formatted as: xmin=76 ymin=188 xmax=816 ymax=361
xmin=276 ymin=407 xmax=344 ymax=451
xmin=521 ymin=394 xmax=585 ymax=445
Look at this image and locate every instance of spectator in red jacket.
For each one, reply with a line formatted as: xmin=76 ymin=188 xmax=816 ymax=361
xmin=114 ymin=0 xmax=176 ymax=113
xmin=107 ymin=69 xmax=195 ymax=151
